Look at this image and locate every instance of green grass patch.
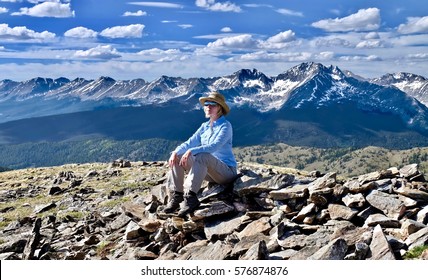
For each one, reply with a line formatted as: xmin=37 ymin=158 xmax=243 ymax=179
xmin=57 ymin=210 xmax=89 ymax=221
xmin=403 ymin=245 xmax=428 ymax=260
xmin=99 ymin=196 xmax=131 ymax=210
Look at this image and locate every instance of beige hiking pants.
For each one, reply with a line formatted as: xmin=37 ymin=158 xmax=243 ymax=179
xmin=167 ymin=152 xmax=237 ymax=194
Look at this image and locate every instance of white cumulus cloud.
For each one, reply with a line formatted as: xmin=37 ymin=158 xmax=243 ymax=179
xmin=0 ymin=23 xmax=55 ymax=40
xmin=138 ymin=48 xmax=180 ymax=56
xmin=266 ymin=30 xmax=296 ymax=44
xmin=0 ymin=7 xmax=8 ymax=13
xmin=11 ymin=2 xmax=75 ymax=18
xmin=207 ymin=34 xmax=256 ymax=49
xmin=261 ymin=30 xmax=297 ymax=49
xmin=136 ymin=48 xmax=186 ymax=62
xmin=311 ymin=8 xmax=380 ymax=32
xmin=100 ymin=24 xmax=145 ymax=38
xmin=364 ymin=32 xmax=380 ymax=40
xmin=123 ymin=10 xmax=147 ymax=17
xmin=355 ymin=40 xmax=385 ymax=49
xmin=74 ymin=45 xmax=121 ymax=59
xmin=397 ymin=16 xmax=428 ymax=34
xmin=64 ymin=26 xmax=98 ymax=38
xmin=195 ymin=0 xmax=241 ymax=12
xmin=221 ymin=27 xmax=232 ymax=33
xmin=315 ymin=51 xmax=335 ymax=60
xmin=339 ymin=55 xmax=381 ymax=61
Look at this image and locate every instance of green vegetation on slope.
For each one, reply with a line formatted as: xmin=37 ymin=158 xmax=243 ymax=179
xmin=0 ymin=138 xmax=179 ymax=170
xmin=0 ymin=139 xmax=427 ymax=178
xmin=234 ymin=143 xmax=428 ymax=178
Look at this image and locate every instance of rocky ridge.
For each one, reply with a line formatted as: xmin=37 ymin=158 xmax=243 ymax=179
xmin=0 ymin=160 xmax=427 ymax=260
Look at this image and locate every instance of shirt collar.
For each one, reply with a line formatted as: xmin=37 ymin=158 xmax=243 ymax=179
xmin=209 ymin=115 xmax=225 ymax=127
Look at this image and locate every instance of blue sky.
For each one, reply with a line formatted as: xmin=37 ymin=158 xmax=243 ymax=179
xmin=0 ymin=0 xmax=427 ymax=81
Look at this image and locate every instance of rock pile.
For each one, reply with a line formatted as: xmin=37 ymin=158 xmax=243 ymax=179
xmin=0 ymin=161 xmax=427 ymax=260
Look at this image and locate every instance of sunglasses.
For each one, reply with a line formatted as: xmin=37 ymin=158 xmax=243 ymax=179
xmin=204 ymin=101 xmax=218 ymax=106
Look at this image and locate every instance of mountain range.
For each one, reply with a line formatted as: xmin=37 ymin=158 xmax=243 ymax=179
xmin=1 ymin=62 xmax=428 ymax=151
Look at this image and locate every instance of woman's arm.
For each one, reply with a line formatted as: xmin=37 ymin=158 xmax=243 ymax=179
xmin=173 ymin=123 xmax=204 ymax=155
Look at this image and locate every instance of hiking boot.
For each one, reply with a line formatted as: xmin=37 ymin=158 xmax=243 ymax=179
xmin=163 ymin=192 xmax=183 ymax=213
xmin=177 ymin=192 xmax=200 ymax=217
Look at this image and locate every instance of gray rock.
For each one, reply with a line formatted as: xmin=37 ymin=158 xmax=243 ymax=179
xmin=416 ymin=205 xmax=428 ymax=224
xmin=405 ymin=227 xmax=428 ymax=250
xmin=308 ymin=238 xmax=348 ymax=260
xmin=269 ymin=249 xmax=298 ymax=260
xmin=124 ymin=220 xmax=143 ymax=241
xmin=204 ymin=214 xmax=244 ymax=240
xmin=188 ymin=241 xmax=233 ymax=260
xmin=109 ymin=213 xmax=132 ymax=231
xmin=400 ymin=219 xmax=426 ymax=238
xmin=270 ymin=184 xmax=308 ymax=200
xmin=328 ymin=204 xmax=359 ymax=221
xmin=368 ymin=225 xmax=396 ymax=260
xmin=239 ymin=240 xmax=269 ymax=260
xmin=342 ymin=193 xmax=366 ymax=208
xmin=23 ymin=218 xmax=42 ymax=260
xmin=366 ymin=190 xmax=406 ymax=219
xmin=34 ymin=202 xmax=57 ymax=214
xmin=399 ymin=164 xmax=419 ymax=178
xmin=230 ymin=233 xmax=271 ymax=257
xmin=194 ymin=201 xmax=235 ymax=219
xmin=364 ymin=213 xmax=401 ymax=228
xmin=345 ymin=242 xmax=369 ymax=260
xmin=395 ymin=186 xmax=428 ymax=201
xmin=238 ymin=174 xmax=295 ymax=197
xmin=237 ymin=216 xmax=271 ymax=239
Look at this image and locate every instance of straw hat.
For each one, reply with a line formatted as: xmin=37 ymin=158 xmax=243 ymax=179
xmin=199 ymin=92 xmax=230 ymax=115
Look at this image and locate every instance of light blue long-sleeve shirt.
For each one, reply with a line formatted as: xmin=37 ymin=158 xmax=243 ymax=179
xmin=174 ymin=116 xmax=237 ymax=167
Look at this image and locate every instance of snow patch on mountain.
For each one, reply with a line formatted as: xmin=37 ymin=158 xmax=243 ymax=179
xmin=371 ymin=72 xmax=428 ymax=107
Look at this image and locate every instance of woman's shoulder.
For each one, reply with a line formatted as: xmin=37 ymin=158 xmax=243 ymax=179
xmin=218 ymin=117 xmax=233 ymax=129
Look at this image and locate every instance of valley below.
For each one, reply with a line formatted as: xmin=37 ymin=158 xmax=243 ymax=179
xmin=1 ymin=138 xmax=428 ymax=179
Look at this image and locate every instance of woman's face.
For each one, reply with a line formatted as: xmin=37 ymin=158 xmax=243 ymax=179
xmin=204 ymin=102 xmax=221 ymax=119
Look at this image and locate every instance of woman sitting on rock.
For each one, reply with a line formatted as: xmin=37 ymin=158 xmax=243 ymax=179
xmin=163 ymin=92 xmax=238 ymax=217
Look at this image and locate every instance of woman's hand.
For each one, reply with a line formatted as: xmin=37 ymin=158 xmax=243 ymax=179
xmin=168 ymin=151 xmax=179 ymax=168
xmin=179 ymin=150 xmax=192 ymax=168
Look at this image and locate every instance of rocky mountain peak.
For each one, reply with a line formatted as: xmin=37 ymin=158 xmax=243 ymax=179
xmin=274 ymin=62 xmax=328 ymax=83
xmin=370 ymin=72 xmax=428 ymax=107
xmin=234 ymin=68 xmax=268 ymax=80
xmin=97 ymin=76 xmax=116 ymax=83
xmin=378 ymin=72 xmax=426 ymax=83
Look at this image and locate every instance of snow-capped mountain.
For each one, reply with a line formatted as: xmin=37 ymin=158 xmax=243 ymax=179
xmin=0 ymin=77 xmax=69 ymax=102
xmin=370 ymin=72 xmax=428 ymax=107
xmin=1 ymin=62 xmax=428 ymax=149
xmin=1 ymin=62 xmax=427 ymax=113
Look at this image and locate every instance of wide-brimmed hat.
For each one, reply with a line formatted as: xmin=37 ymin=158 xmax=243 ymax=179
xmin=199 ymin=92 xmax=230 ymax=115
